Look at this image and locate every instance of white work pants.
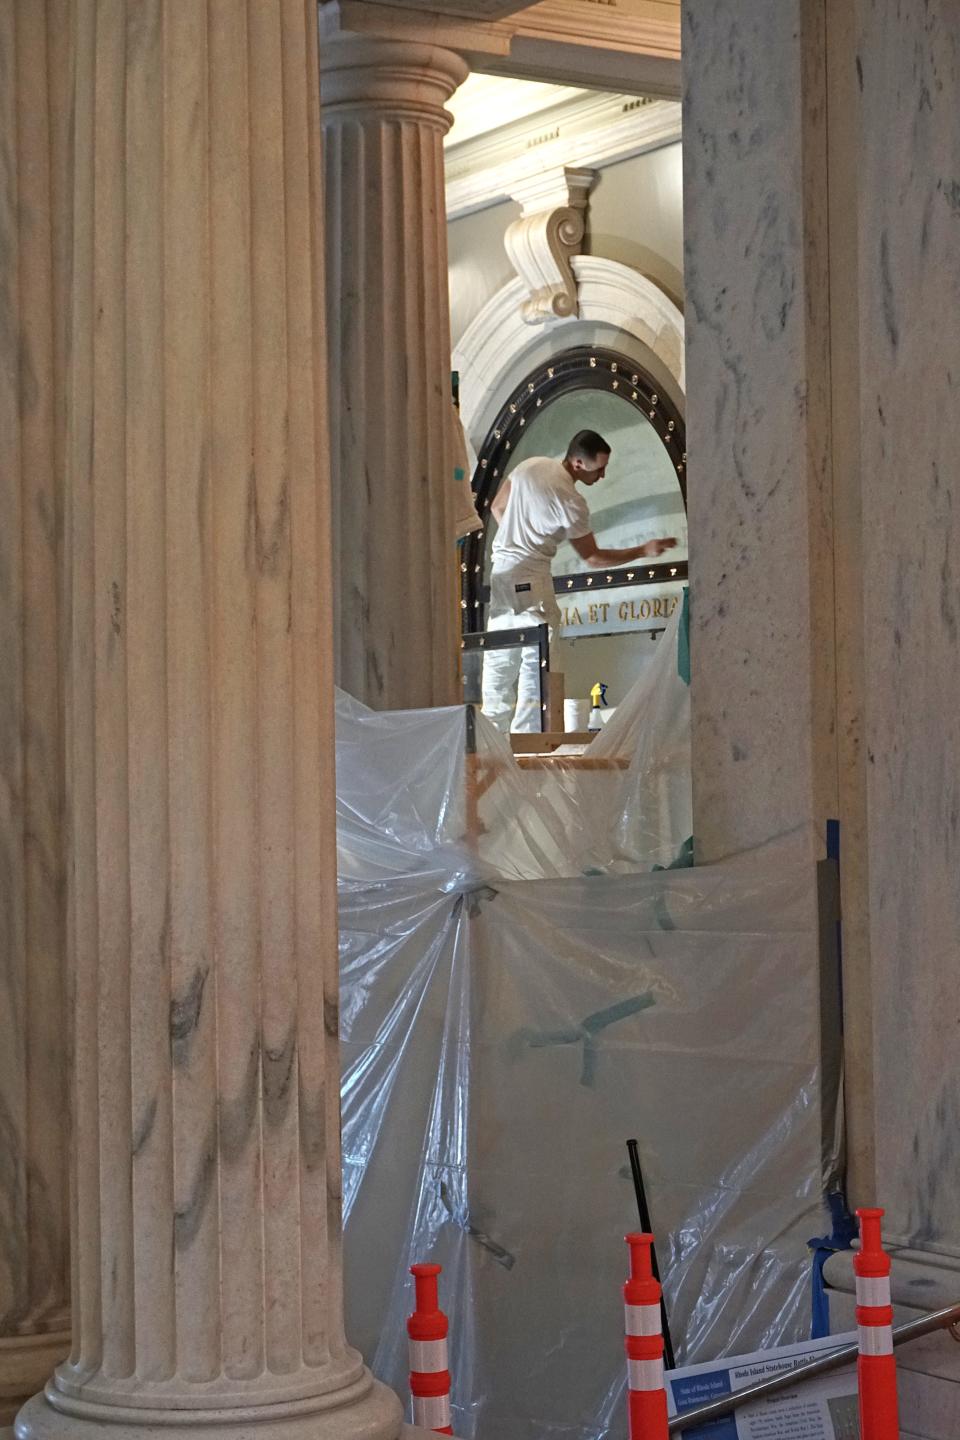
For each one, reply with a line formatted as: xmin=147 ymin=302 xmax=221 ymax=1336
xmin=481 ymin=570 xmax=561 ymax=733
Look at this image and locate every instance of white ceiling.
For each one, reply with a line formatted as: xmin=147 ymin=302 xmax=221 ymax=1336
xmin=445 ymin=73 xmax=590 ymax=147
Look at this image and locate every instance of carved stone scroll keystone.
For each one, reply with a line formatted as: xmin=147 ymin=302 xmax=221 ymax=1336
xmin=504 ymin=166 xmax=597 ymax=324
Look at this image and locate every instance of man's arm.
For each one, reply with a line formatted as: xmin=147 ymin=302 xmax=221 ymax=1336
xmin=490 ymin=478 xmax=512 ymax=524
xmin=570 ymin=532 xmax=678 ymax=568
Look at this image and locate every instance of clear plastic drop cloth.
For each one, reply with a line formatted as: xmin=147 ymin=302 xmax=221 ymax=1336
xmin=540 ymin=596 xmax=693 ymax=872
xmin=340 ymin=844 xmax=833 ymax=1440
xmin=337 ymin=652 xmax=837 ymax=1440
xmin=335 ymin=691 xmax=477 ymax=886
xmin=334 ymin=593 xmax=692 ymax=886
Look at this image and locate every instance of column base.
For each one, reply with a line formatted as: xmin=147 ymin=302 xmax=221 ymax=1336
xmin=16 ymin=1368 xmax=402 ymax=1440
xmin=0 ymin=1333 xmax=71 ymax=1431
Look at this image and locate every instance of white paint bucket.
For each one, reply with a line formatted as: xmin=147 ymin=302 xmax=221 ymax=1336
xmin=563 ymin=698 xmax=590 ymax=732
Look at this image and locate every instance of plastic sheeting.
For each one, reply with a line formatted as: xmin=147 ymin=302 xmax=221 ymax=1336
xmin=335 ymin=595 xmax=692 ymax=885
xmin=337 ymin=632 xmax=837 ymax=1440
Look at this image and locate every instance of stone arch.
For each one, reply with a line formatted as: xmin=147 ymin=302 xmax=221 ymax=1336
xmin=453 ymin=257 xmax=685 ymax=452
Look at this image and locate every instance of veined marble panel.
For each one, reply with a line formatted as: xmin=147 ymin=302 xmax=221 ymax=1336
xmin=682 ymin=0 xmax=837 ymax=864
xmin=853 ymin=1 xmax=960 ymax=1253
xmin=684 ymin=2 xmax=960 ymax=1394
xmin=675 ymin=0 xmax=960 ymax=1417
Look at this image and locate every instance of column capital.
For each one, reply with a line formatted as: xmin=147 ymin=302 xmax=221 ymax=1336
xmin=320 ymin=36 xmax=468 ymax=130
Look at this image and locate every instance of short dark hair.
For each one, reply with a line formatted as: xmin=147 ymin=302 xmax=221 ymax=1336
xmin=566 ymin=429 xmax=611 ymax=464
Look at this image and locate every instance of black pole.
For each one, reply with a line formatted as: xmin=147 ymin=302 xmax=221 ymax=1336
xmin=626 ymin=1138 xmax=676 ymax=1370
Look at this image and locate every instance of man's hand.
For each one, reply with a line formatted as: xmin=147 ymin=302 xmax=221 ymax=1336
xmin=643 ymin=537 xmax=678 ymax=558
xmin=571 ymin=532 xmax=679 ymax=567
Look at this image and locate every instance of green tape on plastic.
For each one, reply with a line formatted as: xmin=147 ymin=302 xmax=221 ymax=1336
xmin=511 ymin=991 xmax=656 ymax=1087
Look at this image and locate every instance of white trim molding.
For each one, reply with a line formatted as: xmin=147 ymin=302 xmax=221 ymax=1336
xmin=453 ymin=255 xmax=685 ymax=444
xmin=445 ymin=95 xmax=681 ymax=219
xmin=446 ymin=75 xmax=592 ymax=146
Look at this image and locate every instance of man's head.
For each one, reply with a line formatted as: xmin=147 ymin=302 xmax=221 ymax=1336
xmin=564 ymin=429 xmax=611 ymax=485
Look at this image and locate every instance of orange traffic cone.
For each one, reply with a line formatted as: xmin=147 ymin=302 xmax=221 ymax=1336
xmin=624 ymin=1233 xmax=669 ymax=1440
xmin=855 ymin=1208 xmax=899 ymax=1440
xmin=407 ymin=1263 xmax=453 ymax=1435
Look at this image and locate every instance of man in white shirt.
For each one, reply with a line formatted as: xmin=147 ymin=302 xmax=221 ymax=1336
xmin=480 ymin=429 xmax=677 ymax=732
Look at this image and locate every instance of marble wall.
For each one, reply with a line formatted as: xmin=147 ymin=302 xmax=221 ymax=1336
xmin=0 ymin=1 xmax=71 ymax=1424
xmin=851 ymin=0 xmax=960 ymax=1259
xmin=685 ymin=0 xmax=960 ymax=1254
xmin=682 ymin=0 xmax=837 ymax=867
xmin=683 ymin=0 xmax=960 ymax=1429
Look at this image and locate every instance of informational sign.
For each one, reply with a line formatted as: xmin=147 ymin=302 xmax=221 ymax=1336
xmin=557 ymin=582 xmax=683 ymax=638
xmin=666 ymin=1332 xmax=860 ymax=1440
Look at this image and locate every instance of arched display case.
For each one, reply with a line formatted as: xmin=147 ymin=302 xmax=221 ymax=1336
xmin=461 ymin=346 xmax=688 ymax=702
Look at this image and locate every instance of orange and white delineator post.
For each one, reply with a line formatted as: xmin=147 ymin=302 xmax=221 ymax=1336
xmin=407 ymin=1263 xmax=453 ymax=1435
xmin=623 ymin=1233 xmax=669 ymax=1440
xmin=854 ymin=1207 xmax=899 ymax=1440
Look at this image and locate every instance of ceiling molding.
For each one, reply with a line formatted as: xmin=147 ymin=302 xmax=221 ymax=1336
xmin=445 ymin=75 xmax=591 ymax=146
xmin=321 ymin=2 xmax=682 ymax=96
xmin=324 ymin=0 xmax=680 ymax=49
xmin=445 ymin=95 xmax=681 ymax=219
xmin=510 ymin=1 xmax=680 ymax=58
xmin=356 ymin=0 xmax=542 ymax=15
xmin=320 ymin=2 xmax=512 ymax=53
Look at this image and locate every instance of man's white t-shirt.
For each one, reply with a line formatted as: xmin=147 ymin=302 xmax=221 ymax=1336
xmin=490 ymin=456 xmax=591 ymax=581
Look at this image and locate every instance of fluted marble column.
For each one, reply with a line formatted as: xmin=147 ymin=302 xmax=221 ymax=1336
xmin=322 ymin=37 xmax=468 ymax=710
xmin=17 ymin=4 xmax=400 ymax=1439
xmin=0 ymin=1 xmax=72 ymax=1428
